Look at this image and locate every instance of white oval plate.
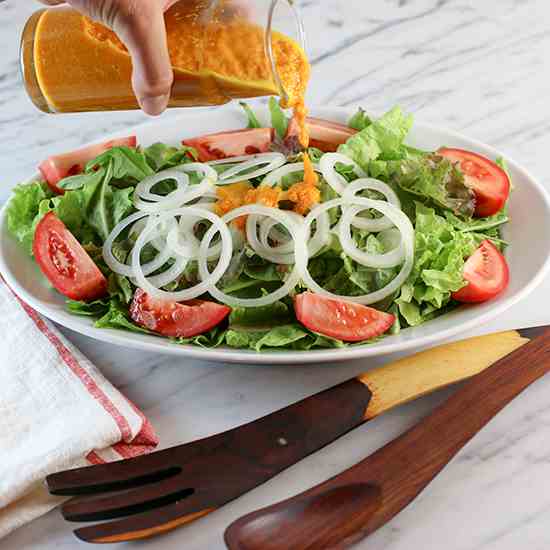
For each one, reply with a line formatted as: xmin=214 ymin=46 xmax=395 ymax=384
xmin=2 ymin=105 xmax=550 ymax=364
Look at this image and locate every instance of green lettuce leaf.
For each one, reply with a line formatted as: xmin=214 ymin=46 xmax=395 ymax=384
xmin=52 ymin=163 xmax=135 ymax=243
xmin=67 ymin=298 xmax=110 ymax=317
xmin=86 ymin=146 xmax=153 ymax=181
xmin=338 ymin=106 xmax=413 ymax=168
xmin=243 ymin=260 xmax=284 ymax=283
xmin=239 ymin=101 xmax=262 ymax=129
xmin=444 ymin=208 xmax=508 ymax=234
xmin=225 ymin=323 xmax=346 ymax=351
xmin=229 ymin=301 xmax=292 ymax=330
xmin=107 ymin=272 xmax=134 ymax=304
xmin=308 ymin=233 xmax=398 ymax=303
xmin=268 ymin=96 xmax=289 ymax=139
xmin=173 ymin=326 xmax=228 ymax=348
xmin=143 ymin=143 xmax=197 ymax=171
xmin=306 ymin=147 xmax=325 ymax=163
xmin=348 ymin=107 xmax=372 ymax=131
xmin=6 ymin=181 xmax=53 ymax=255
xmin=95 ymin=299 xmax=148 ymax=333
xmin=392 ymin=154 xmax=476 ymax=217
xmin=57 ymin=169 xmax=105 ymax=191
xmin=396 ymin=202 xmax=476 ymax=326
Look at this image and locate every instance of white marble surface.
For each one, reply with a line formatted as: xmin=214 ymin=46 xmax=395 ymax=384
xmin=2 ymin=0 xmax=550 ymax=548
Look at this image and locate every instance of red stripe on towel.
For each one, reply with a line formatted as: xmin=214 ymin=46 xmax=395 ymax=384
xmin=86 ymin=450 xmax=107 ymax=465
xmin=15 ymin=295 xmax=133 ymax=442
xmin=2 ymin=278 xmax=158 ymax=462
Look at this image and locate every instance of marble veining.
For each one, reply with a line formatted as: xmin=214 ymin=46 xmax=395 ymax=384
xmin=3 ymin=1 xmax=550 ymax=548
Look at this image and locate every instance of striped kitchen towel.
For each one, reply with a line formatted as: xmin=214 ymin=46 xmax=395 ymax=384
xmin=0 ymin=277 xmax=158 ymax=538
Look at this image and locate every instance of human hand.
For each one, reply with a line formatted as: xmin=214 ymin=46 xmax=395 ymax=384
xmin=38 ymin=0 xmax=179 ymax=115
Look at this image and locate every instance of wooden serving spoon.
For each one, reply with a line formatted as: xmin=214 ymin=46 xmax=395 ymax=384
xmin=224 ymin=326 xmax=550 ymax=550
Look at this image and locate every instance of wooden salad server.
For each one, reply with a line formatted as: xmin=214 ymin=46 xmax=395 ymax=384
xmin=47 ymin=327 xmax=535 ymax=543
xmin=224 ymin=327 xmax=550 ymax=550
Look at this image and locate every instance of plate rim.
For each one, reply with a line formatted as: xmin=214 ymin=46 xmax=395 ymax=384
xmin=2 ymin=104 xmax=550 ymax=364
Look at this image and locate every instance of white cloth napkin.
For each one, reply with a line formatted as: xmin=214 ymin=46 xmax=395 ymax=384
xmin=0 ymin=278 xmax=158 ymax=539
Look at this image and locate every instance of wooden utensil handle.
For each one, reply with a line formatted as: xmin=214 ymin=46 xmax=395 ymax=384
xmin=358 ymin=330 xmax=527 ymax=419
xmin=308 ymin=327 xmax=550 ymax=544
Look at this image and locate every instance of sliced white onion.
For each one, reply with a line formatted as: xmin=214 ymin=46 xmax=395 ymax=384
xmin=261 ymin=162 xmax=321 ymax=188
xmin=169 ymin=202 xmax=242 ymax=261
xmin=342 ymin=178 xmax=401 ymax=231
xmin=103 ymin=211 xmax=173 ymax=277
xmin=199 ymin=205 xmax=308 ymax=307
xmin=131 ymin=256 xmax=188 ymax=289
xmin=319 ymin=153 xmax=366 ymax=195
xmin=134 ymin=169 xmax=190 ymax=212
xmin=296 ymin=198 xmax=415 ymax=305
xmin=134 ymin=163 xmax=218 ymax=213
xmin=131 ymin=207 xmax=233 ymax=302
xmin=306 ymin=210 xmax=331 ymax=258
xmin=378 ymin=227 xmax=402 ymax=251
xmin=168 ymin=164 xmax=218 ymax=207
xmin=211 ymin=153 xmax=286 ymax=184
xmin=258 ymin=213 xmax=301 ymax=254
xmin=176 ymin=177 xmax=217 ymax=206
xmin=142 ymin=217 xmax=178 ymax=252
xmin=173 ymin=162 xmax=218 ymax=183
xmin=129 ymin=217 xmax=177 ymax=256
xmin=247 ymin=208 xmax=330 ymax=265
xmin=165 ymin=225 xmax=196 ymax=258
xmin=246 ymin=214 xmax=295 ymax=265
xmin=339 ymin=203 xmax=405 ymax=268
xmin=129 ymin=218 xmax=147 ymax=240
xmin=207 ymin=153 xmax=278 ymax=165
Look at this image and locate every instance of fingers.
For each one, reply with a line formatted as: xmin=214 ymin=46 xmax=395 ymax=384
xmin=113 ymin=1 xmax=174 ymax=115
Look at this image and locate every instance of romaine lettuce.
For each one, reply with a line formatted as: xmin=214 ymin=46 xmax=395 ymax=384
xmin=338 ymin=106 xmax=413 ymax=168
xmin=396 ymin=202 xmax=476 ymax=326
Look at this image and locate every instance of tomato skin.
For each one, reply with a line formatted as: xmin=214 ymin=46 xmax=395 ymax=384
xmin=438 ymin=148 xmax=510 ymax=217
xmin=33 ymin=213 xmax=108 ymax=301
xmin=294 ymin=292 xmax=395 ymax=342
xmin=285 ymin=117 xmax=357 ymax=152
xmin=39 ymin=136 xmax=137 ymax=194
xmin=129 ymin=289 xmax=231 ymax=338
xmin=182 ymin=128 xmax=274 ymax=162
xmin=306 ymin=117 xmax=358 ymax=152
xmin=452 ymin=240 xmax=510 ymax=303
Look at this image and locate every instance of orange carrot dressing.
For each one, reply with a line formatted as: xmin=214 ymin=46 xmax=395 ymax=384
xmin=215 ymin=153 xmax=319 ymax=229
xmin=32 ymin=0 xmax=310 ymax=129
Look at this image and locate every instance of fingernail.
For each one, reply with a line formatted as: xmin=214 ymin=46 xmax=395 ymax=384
xmin=139 ymin=94 xmax=169 ymax=116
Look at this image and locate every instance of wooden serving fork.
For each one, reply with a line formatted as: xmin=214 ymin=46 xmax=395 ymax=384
xmin=46 ymin=328 xmax=534 ymax=543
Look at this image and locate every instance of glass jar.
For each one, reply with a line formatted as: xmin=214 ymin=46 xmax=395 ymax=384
xmin=20 ymin=0 xmax=307 ymax=114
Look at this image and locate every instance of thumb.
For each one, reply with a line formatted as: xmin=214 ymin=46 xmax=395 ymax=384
xmin=111 ymin=0 xmax=174 ymax=115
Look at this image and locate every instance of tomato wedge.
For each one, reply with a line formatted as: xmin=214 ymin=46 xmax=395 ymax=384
xmin=33 ymin=212 xmax=108 ymax=301
xmin=39 ymin=136 xmax=137 ymax=194
xmin=129 ymin=289 xmax=231 ymax=338
xmin=307 ymin=117 xmax=358 ymax=152
xmin=452 ymin=240 xmax=509 ymax=303
xmin=182 ymin=128 xmax=274 ymax=162
xmin=285 ymin=116 xmax=357 ymax=152
xmin=294 ymin=292 xmax=395 ymax=342
xmin=438 ymin=148 xmax=510 ymax=217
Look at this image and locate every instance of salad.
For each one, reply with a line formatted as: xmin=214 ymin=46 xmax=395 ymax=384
xmin=6 ymin=103 xmax=511 ymax=351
